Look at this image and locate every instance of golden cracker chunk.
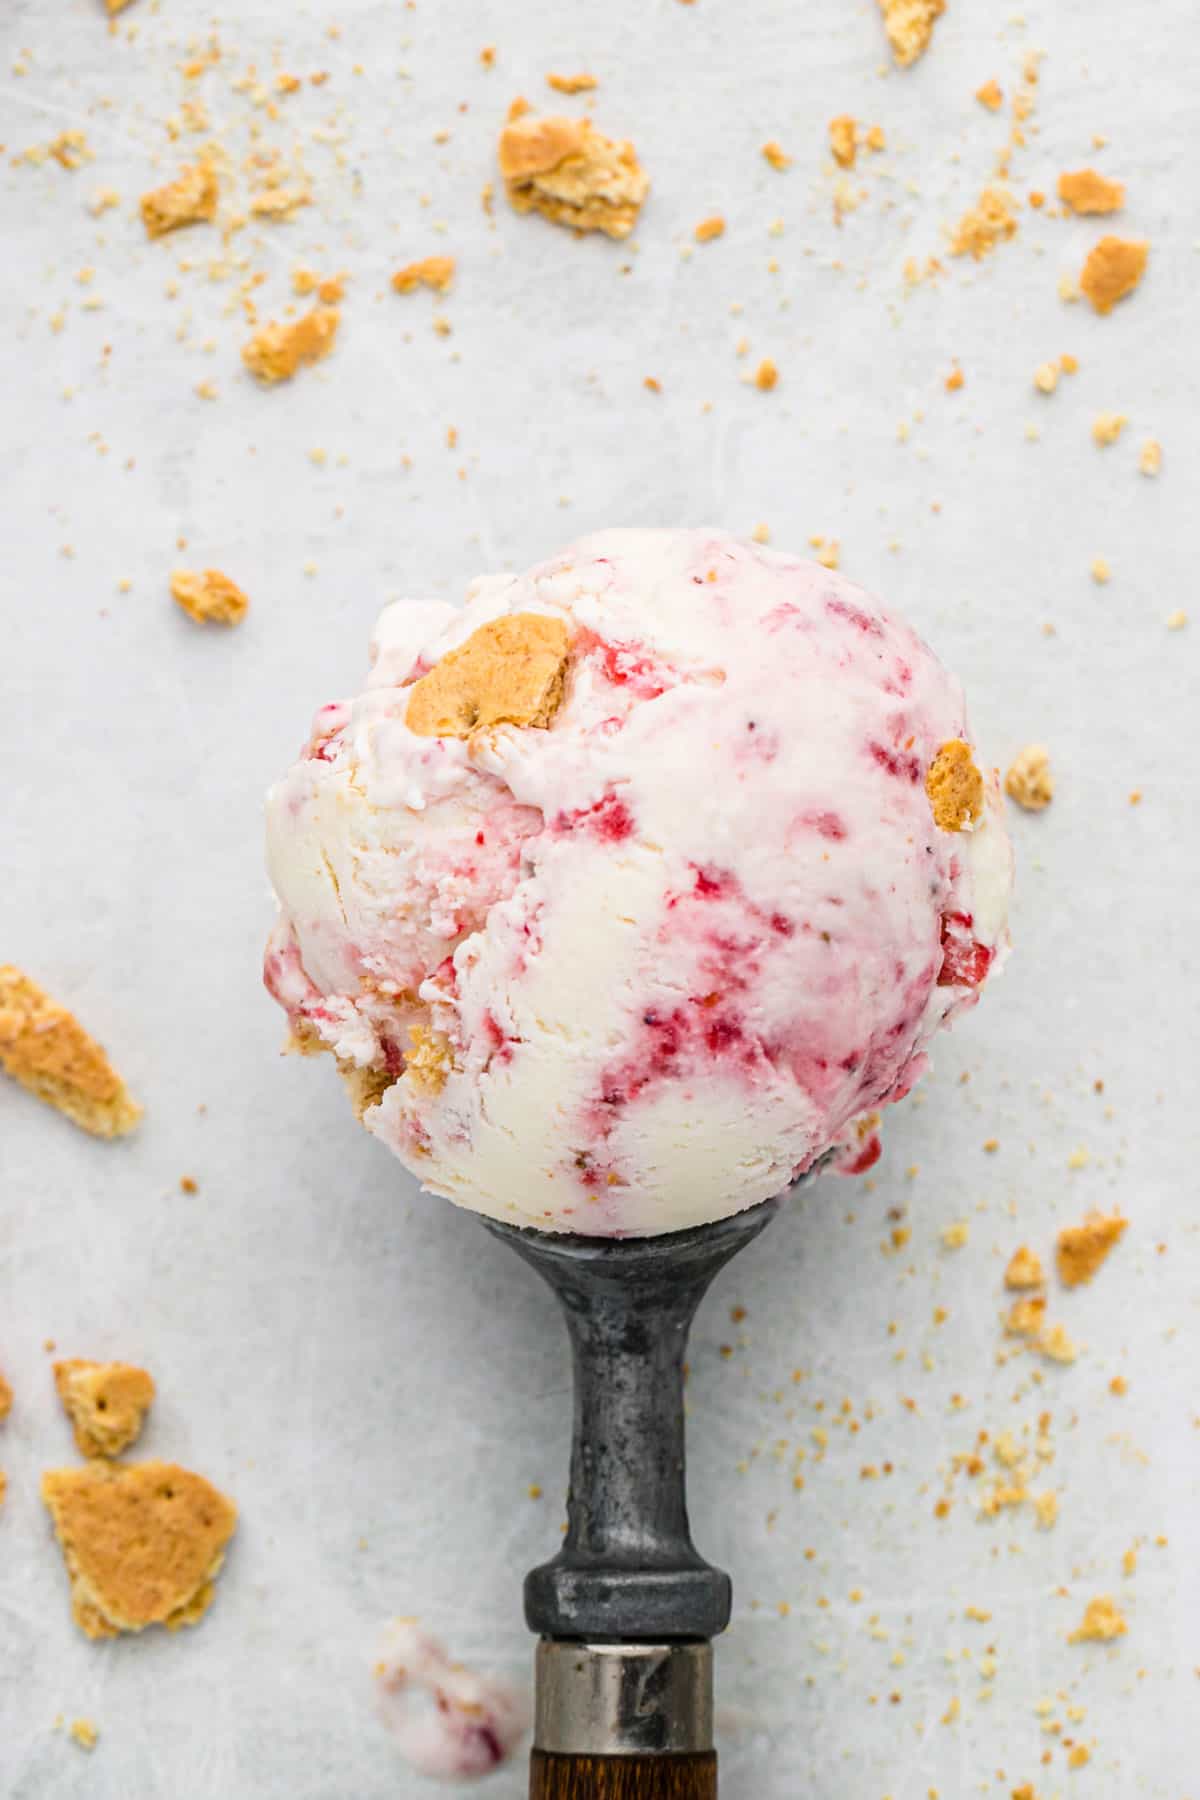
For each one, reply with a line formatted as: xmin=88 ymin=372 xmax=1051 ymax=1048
xmin=54 ymin=1360 xmax=156 ymax=1459
xmin=877 ymin=0 xmax=944 ymax=67
xmin=406 ymin=613 xmax=570 ymax=738
xmin=242 ymin=307 xmax=340 ymax=384
xmin=1057 ymin=168 xmax=1125 ymax=215
xmin=498 ymin=113 xmax=648 ymax=240
xmin=1005 ymin=1295 xmax=1046 ymax=1336
xmin=404 ymin=1024 xmax=455 ymax=1094
xmin=1004 ymin=1245 xmax=1045 ymax=1289
xmin=925 ymin=739 xmax=984 ymax=831
xmin=1069 ymin=1596 xmax=1127 ymax=1643
xmin=1056 ymin=1213 xmax=1127 ymax=1288
xmin=949 ymin=186 xmax=1018 ymax=259
xmin=829 ymin=116 xmax=857 ymax=169
xmin=1005 ymin=744 xmax=1054 ymax=811
xmin=170 ymin=568 xmax=249 ymax=626
xmin=0 ymin=966 xmax=141 ymax=1139
xmin=139 ymin=163 xmax=218 ymax=239
xmin=1080 ymin=237 xmax=1148 ymax=314
xmin=391 ymin=255 xmax=456 ymax=295
xmin=42 ymin=1460 xmax=237 ymax=1640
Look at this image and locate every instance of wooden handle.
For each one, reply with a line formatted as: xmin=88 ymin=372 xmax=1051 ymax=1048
xmin=530 ymin=1749 xmax=717 ymax=1799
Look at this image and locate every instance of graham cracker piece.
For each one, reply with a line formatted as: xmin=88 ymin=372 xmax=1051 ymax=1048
xmin=404 ymin=1024 xmax=455 ymax=1094
xmin=69 ymin=1719 xmax=98 ymax=1751
xmin=54 ymin=1360 xmax=156 ymax=1459
xmin=340 ymin=1062 xmax=395 ymax=1121
xmin=1005 ymin=1295 xmax=1047 ymax=1336
xmin=0 ymin=1370 xmax=12 ymax=1421
xmin=170 ymin=568 xmax=249 ymax=626
xmin=1056 ymin=1213 xmax=1127 ymax=1288
xmin=1069 ymin=1596 xmax=1127 ymax=1643
xmin=498 ymin=112 xmax=649 ymax=240
xmin=878 ymin=0 xmax=944 ymax=67
xmin=42 ymin=1460 xmax=236 ymax=1640
xmin=976 ymin=79 xmax=1004 ymax=110
xmin=949 ymin=186 xmax=1018 ymax=259
xmin=406 ymin=613 xmax=570 ymax=738
xmin=0 ymin=966 xmax=141 ymax=1139
xmin=0 ymin=1471 xmax=6 ymax=1507
xmin=546 ymin=72 xmax=598 ymax=94
xmin=1004 ymin=1245 xmax=1045 ymax=1289
xmin=925 ymin=740 xmax=984 ymax=831
xmin=1080 ymin=237 xmax=1148 ymax=314
xmin=242 ymin=307 xmax=340 ymax=384
xmin=1057 ymin=169 xmax=1125 ymax=215
xmin=829 ymin=116 xmax=857 ymax=169
xmin=140 ymin=163 xmax=218 ymax=239
xmin=391 ymin=256 xmax=456 ymax=295
xmin=1005 ymin=744 xmax=1054 ymax=811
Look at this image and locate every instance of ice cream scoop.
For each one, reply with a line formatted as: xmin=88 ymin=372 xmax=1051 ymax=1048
xmin=265 ymin=529 xmax=1012 ymax=1237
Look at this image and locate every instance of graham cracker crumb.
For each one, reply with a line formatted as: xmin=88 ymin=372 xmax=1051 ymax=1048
xmin=949 ymin=186 xmax=1018 ymax=259
xmin=248 ymin=185 xmax=311 ymax=221
xmin=1004 ymin=745 xmax=1054 ymax=812
xmin=0 ymin=1471 xmax=6 ymax=1506
xmin=170 ymin=569 xmax=249 ymax=626
xmin=877 ymin=0 xmax=944 ymax=67
xmin=546 ymin=72 xmax=598 ymax=94
xmin=1110 ymin=1374 xmax=1129 ymax=1395
xmin=406 ymin=613 xmax=570 ymax=738
xmin=1005 ymin=1245 xmax=1045 ymax=1289
xmin=864 ymin=124 xmax=886 ymax=152
xmin=1139 ymin=438 xmax=1162 ymax=476
xmin=498 ymin=112 xmax=648 ymax=240
xmin=976 ymin=79 xmax=1004 ymax=111
xmin=47 ymin=131 xmax=92 ymax=170
xmin=1069 ymin=1596 xmax=1127 ymax=1644
xmin=1067 ymin=1747 xmax=1090 ymax=1770
xmin=69 ymin=1719 xmax=98 ymax=1752
xmin=694 ymin=214 xmax=726 ymax=242
xmin=1005 ymin=1295 xmax=1047 ymax=1336
xmin=754 ymin=358 xmax=778 ymax=391
xmin=1166 ymin=609 xmax=1187 ymax=631
xmin=1056 ymin=1213 xmax=1127 ymax=1288
xmin=1090 ymin=555 xmax=1111 ymax=584
xmin=809 ymin=536 xmax=840 ymax=570
xmin=140 ymin=163 xmax=218 ymax=239
xmin=1059 ymin=352 xmax=1079 ymax=374
xmin=925 ymin=739 xmax=984 ymax=832
xmin=242 ymin=307 xmax=340 ymax=384
xmin=1080 ymin=237 xmax=1148 ymax=314
xmin=41 ymin=1460 xmax=237 ymax=1640
xmin=762 ymin=141 xmax=792 ymax=171
xmin=391 ymin=255 xmax=456 ymax=295
xmin=480 ymin=46 xmax=496 ymax=68
xmin=945 ymin=365 xmax=965 ymax=391
xmin=405 ymin=1024 xmax=456 ymax=1094
xmin=1037 ymin=1322 xmax=1078 ymax=1364
xmin=941 ymin=1221 xmax=969 ymax=1249
xmin=1092 ymin=411 xmax=1128 ymax=447
xmin=1034 ymin=1491 xmax=1059 ymax=1528
xmin=0 ymin=967 xmax=141 ymax=1139
xmin=0 ymin=1370 xmax=12 ymax=1421
xmin=1033 ymin=361 xmax=1059 ymax=394
xmin=829 ymin=116 xmax=857 ymax=170
xmin=750 ymin=522 xmax=771 ymax=544
xmin=1057 ymin=168 xmax=1125 ymax=215
xmin=54 ymin=1360 xmax=156 ymax=1460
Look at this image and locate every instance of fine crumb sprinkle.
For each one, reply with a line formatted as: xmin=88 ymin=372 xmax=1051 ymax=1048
xmin=1005 ymin=745 xmax=1054 ymax=812
xmin=1069 ymin=1596 xmax=1127 ymax=1644
xmin=949 ymin=187 xmax=1018 ymax=259
xmin=68 ymin=1719 xmax=98 ymax=1752
xmin=762 ymin=140 xmax=792 ymax=171
xmin=140 ymin=163 xmax=218 ymax=239
xmin=497 ymin=111 xmax=648 ymax=240
xmin=170 ymin=569 xmax=249 ymax=627
xmin=925 ymin=740 xmax=984 ymax=832
xmin=1033 ymin=361 xmax=1059 ymax=394
xmin=1058 ymin=168 xmax=1125 ymax=215
xmin=1056 ymin=1214 xmax=1127 ymax=1287
xmin=976 ymin=79 xmax=1004 ymax=110
xmin=242 ymin=308 xmax=340 ymax=384
xmin=1080 ymin=237 xmax=1148 ymax=314
xmin=877 ymin=0 xmax=944 ymax=67
xmin=694 ymin=214 xmax=726 ymax=242
xmin=391 ymin=255 xmax=456 ymax=294
xmin=1139 ymin=438 xmax=1162 ymax=476
xmin=829 ymin=116 xmax=857 ymax=170
xmin=1090 ymin=556 xmax=1111 ymax=584
xmin=0 ymin=967 xmax=141 ymax=1139
xmin=546 ymin=72 xmax=597 ymax=94
xmin=754 ymin=358 xmax=778 ymax=392
xmin=1092 ymin=411 xmax=1128 ymax=447
xmin=1005 ymin=1245 xmax=1045 ymax=1289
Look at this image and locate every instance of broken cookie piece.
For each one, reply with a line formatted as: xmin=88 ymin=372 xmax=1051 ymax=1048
xmin=877 ymin=0 xmax=944 ymax=67
xmin=1056 ymin=1213 xmax=1127 ymax=1288
xmin=497 ymin=112 xmax=648 ymax=240
xmin=242 ymin=307 xmax=340 ymax=383
xmin=42 ymin=1460 xmax=237 ymax=1640
xmin=406 ymin=613 xmax=570 ymax=738
xmin=170 ymin=568 xmax=249 ymax=626
xmin=139 ymin=163 xmax=218 ymax=239
xmin=0 ymin=966 xmax=141 ymax=1139
xmin=54 ymin=1360 xmax=156 ymax=1459
xmin=1080 ymin=237 xmax=1148 ymax=314
xmin=1005 ymin=744 xmax=1054 ymax=812
xmin=925 ymin=740 xmax=984 ymax=832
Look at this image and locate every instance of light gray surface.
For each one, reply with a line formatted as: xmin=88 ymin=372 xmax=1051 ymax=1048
xmin=1 ymin=0 xmax=1197 ymax=1793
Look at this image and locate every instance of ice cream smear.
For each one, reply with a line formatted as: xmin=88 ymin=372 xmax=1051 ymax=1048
xmin=265 ymin=530 xmax=1012 ymax=1235
xmin=374 ymin=1622 xmax=527 ymax=1781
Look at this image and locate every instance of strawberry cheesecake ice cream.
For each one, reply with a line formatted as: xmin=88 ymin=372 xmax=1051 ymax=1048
xmin=264 ymin=530 xmax=1011 ymax=1235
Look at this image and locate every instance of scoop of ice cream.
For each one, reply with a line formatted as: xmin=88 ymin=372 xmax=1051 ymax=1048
xmin=265 ymin=529 xmax=1011 ymax=1235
